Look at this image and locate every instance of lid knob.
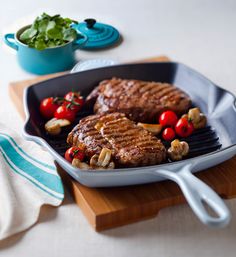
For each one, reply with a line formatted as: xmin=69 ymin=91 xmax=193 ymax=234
xmin=84 ymin=18 xmax=96 ymax=29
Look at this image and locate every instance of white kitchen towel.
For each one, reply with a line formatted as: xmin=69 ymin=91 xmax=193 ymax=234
xmin=0 ymin=123 xmax=64 ymax=240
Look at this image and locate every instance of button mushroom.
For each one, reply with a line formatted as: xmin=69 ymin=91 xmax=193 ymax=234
xmin=45 ymin=118 xmax=71 ymax=135
xmin=168 ymin=139 xmax=189 ymax=161
xmin=187 ymin=107 xmax=207 ymax=129
xmin=72 ymin=158 xmax=91 ymax=170
xmin=90 ymin=148 xmax=115 ymax=169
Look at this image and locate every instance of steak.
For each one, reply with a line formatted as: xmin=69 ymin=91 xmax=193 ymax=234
xmin=67 ymin=112 xmax=166 ymax=167
xmin=86 ymin=78 xmax=191 ymax=123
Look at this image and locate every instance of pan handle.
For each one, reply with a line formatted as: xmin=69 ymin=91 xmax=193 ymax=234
xmin=154 ymin=164 xmax=231 ymax=228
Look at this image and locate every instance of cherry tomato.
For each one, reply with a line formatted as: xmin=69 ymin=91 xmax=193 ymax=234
xmin=64 ymin=91 xmax=80 ymax=100
xmin=159 ymin=111 xmax=178 ymax=127
xmin=162 ymin=127 xmax=176 ymax=141
xmin=65 ymin=146 xmax=85 ymax=163
xmin=175 ymin=118 xmax=194 ymax=137
xmin=54 ymin=105 xmax=76 ymax=122
xmin=64 ymin=92 xmax=84 ymax=113
xmin=40 ymin=97 xmax=60 ymax=119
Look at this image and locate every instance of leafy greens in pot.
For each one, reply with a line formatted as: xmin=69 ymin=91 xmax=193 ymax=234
xmin=19 ymin=13 xmax=78 ymax=50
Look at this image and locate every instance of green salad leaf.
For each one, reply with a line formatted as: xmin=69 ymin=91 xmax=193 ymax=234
xmin=19 ymin=13 xmax=78 ymax=50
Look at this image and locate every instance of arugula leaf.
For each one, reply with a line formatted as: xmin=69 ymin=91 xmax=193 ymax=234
xmin=38 ymin=19 xmax=48 ymax=33
xmin=19 ymin=13 xmax=78 ymax=50
xmin=34 ymin=39 xmax=47 ymax=50
xmin=20 ymin=27 xmax=37 ymax=41
xmin=63 ymin=28 xmax=77 ymax=42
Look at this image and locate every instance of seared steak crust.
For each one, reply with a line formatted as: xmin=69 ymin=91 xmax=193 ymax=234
xmin=86 ymin=78 xmax=191 ymax=123
xmin=67 ymin=112 xmax=166 ymax=167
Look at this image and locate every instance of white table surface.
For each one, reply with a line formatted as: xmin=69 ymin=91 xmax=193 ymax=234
xmin=0 ymin=0 xmax=236 ymax=256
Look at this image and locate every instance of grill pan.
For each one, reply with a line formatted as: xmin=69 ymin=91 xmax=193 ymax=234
xmin=23 ymin=62 xmax=236 ymax=227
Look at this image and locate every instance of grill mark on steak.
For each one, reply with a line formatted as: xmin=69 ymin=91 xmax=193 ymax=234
xmin=148 ymin=83 xmax=170 ymax=94
xmin=87 ymin=78 xmax=191 ymax=123
xmin=67 ymin=114 xmax=114 ymax=158
xmin=98 ymin=113 xmax=166 ymax=167
xmin=155 ymin=87 xmax=180 ymax=99
xmin=67 ymin=112 xmax=166 ymax=167
xmin=139 ymin=82 xmax=168 ymax=94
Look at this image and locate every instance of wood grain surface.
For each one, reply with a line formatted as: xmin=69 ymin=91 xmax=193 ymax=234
xmin=8 ymin=56 xmax=236 ymax=231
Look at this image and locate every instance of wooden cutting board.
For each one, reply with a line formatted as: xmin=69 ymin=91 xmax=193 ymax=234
xmin=9 ymin=56 xmax=236 ymax=231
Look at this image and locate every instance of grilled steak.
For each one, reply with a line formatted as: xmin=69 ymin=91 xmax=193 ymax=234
xmin=86 ymin=78 xmax=191 ymax=123
xmin=67 ymin=112 xmax=166 ymax=167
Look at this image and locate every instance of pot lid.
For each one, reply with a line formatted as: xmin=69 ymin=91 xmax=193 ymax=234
xmin=72 ymin=19 xmax=120 ymax=49
xmin=71 ymin=59 xmax=117 ymax=73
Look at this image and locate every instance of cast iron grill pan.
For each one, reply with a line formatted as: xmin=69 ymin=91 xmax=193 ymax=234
xmin=24 ymin=62 xmax=236 ymax=227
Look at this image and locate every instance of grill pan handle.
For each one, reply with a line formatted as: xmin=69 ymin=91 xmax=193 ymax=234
xmin=154 ymin=164 xmax=231 ymax=228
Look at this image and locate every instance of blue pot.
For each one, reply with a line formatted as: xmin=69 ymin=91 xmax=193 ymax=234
xmin=4 ymin=25 xmax=87 ymax=75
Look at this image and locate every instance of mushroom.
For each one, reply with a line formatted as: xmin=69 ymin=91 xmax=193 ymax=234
xmin=72 ymin=148 xmax=115 ymax=170
xmin=98 ymin=148 xmax=112 ymax=167
xmin=137 ymin=123 xmax=162 ymax=135
xmin=45 ymin=118 xmax=71 ymax=135
xmin=188 ymin=108 xmax=207 ymax=129
xmin=90 ymin=154 xmax=99 ymax=167
xmin=90 ymin=148 xmax=115 ymax=169
xmin=193 ymin=113 xmax=207 ymax=129
xmin=72 ymin=158 xmax=91 ymax=170
xmin=168 ymin=139 xmax=189 ymax=161
xmin=188 ymin=108 xmax=201 ymax=123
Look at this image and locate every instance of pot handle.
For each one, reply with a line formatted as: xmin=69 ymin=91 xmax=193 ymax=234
xmin=72 ymin=33 xmax=88 ymax=50
xmin=154 ymin=164 xmax=231 ymax=228
xmin=4 ymin=33 xmax=18 ymax=51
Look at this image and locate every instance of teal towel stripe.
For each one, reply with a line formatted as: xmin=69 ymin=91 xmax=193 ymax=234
xmin=0 ymin=148 xmax=63 ymax=200
xmin=0 ymin=135 xmax=64 ymax=196
xmin=0 ymin=133 xmax=55 ymax=171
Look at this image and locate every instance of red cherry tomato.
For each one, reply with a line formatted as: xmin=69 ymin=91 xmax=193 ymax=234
xmin=54 ymin=105 xmax=76 ymax=122
xmin=159 ymin=111 xmax=178 ymax=127
xmin=175 ymin=118 xmax=194 ymax=137
xmin=64 ymin=91 xmax=81 ymax=101
xmin=65 ymin=146 xmax=85 ymax=163
xmin=162 ymin=127 xmax=176 ymax=141
xmin=40 ymin=97 xmax=60 ymax=119
xmin=64 ymin=92 xmax=84 ymax=113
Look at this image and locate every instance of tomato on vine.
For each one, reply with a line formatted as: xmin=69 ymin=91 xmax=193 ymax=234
xmin=54 ymin=105 xmax=76 ymax=122
xmin=162 ymin=127 xmax=176 ymax=141
xmin=40 ymin=97 xmax=61 ymax=119
xmin=175 ymin=117 xmax=194 ymax=138
xmin=64 ymin=91 xmax=84 ymax=113
xmin=65 ymin=146 xmax=85 ymax=163
xmin=159 ymin=111 xmax=178 ymax=127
